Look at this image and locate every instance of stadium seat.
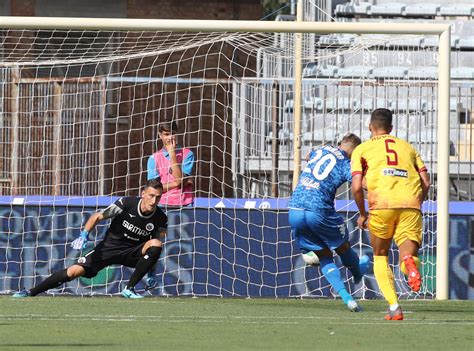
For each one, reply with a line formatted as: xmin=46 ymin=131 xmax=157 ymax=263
xmin=302 ymin=64 xmax=339 ymax=79
xmin=370 ymin=2 xmax=406 ymax=16
xmin=457 ymin=36 xmax=474 ymax=50
xmin=391 ymin=99 xmax=427 ymax=112
xmin=354 ymin=98 xmax=390 ymax=111
xmin=318 ymin=34 xmax=356 ymax=46
xmin=422 ymin=35 xmax=460 ymax=48
xmin=271 ymin=129 xmax=292 ymax=141
xmin=451 ymin=67 xmax=474 ymax=79
xmin=302 ymin=97 xmax=321 ymax=109
xmin=323 ymin=97 xmax=354 ymax=111
xmin=426 ymin=98 xmax=462 ymax=112
xmin=336 ymin=65 xmax=373 ymax=78
xmin=316 ymin=65 xmax=339 ymax=78
xmin=303 ymin=129 xmax=337 ymax=143
xmin=372 ymin=66 xmax=408 ymax=79
xmin=407 ymin=66 xmax=437 ymax=79
xmin=303 ymin=63 xmax=317 ymax=78
xmin=439 ymin=3 xmax=474 ymax=17
xmin=284 ymin=97 xmax=322 ymax=112
xmin=334 ymin=1 xmax=372 ymax=16
xmin=387 ymin=36 xmax=423 ymax=48
xmin=307 ymin=97 xmax=322 ymax=110
xmin=309 ymin=114 xmax=328 ymax=129
xmin=408 ymin=131 xmax=457 ymax=157
xmin=450 ymin=99 xmax=464 ymax=112
xmin=354 ymin=34 xmax=390 ymax=46
xmin=405 ymin=3 xmax=441 ymax=17
xmin=265 ymin=129 xmax=293 ymax=144
xmin=408 ymin=129 xmax=438 ymax=142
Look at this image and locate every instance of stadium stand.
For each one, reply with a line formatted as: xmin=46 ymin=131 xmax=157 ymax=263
xmin=335 ymin=2 xmax=474 ymax=18
xmin=232 ymin=0 xmax=474 ymax=198
xmin=303 ymin=64 xmax=474 ymax=80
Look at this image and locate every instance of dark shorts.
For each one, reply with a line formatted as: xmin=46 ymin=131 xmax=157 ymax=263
xmin=77 ymin=238 xmax=146 ymax=278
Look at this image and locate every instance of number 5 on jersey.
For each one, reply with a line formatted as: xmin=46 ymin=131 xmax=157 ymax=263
xmin=385 ymin=139 xmax=398 ymax=166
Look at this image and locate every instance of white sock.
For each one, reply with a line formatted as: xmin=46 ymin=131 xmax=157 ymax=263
xmin=389 ymin=303 xmax=400 ymax=312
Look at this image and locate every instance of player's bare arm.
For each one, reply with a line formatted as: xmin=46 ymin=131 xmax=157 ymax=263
xmin=419 ymin=171 xmax=431 ymax=201
xmin=351 ymin=173 xmax=368 ymax=229
xmin=82 ymin=212 xmax=105 ymax=232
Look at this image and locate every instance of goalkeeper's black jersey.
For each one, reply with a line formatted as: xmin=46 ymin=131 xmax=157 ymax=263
xmin=101 ymin=197 xmax=167 ymax=245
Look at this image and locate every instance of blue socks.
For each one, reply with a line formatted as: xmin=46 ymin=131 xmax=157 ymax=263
xmin=320 ymin=257 xmax=352 ymax=304
xmin=339 ymin=248 xmax=362 ymax=282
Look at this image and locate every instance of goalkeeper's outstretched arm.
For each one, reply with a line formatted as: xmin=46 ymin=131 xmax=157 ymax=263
xmin=70 ymin=211 xmax=105 ymax=250
xmin=72 ymin=202 xmax=123 ymax=250
xmin=83 ymin=212 xmax=105 ymax=233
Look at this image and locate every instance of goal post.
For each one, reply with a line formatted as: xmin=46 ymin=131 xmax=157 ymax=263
xmin=0 ymin=16 xmax=450 ymax=299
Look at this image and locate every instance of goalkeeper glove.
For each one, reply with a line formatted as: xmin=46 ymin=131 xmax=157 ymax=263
xmin=71 ymin=230 xmax=89 ymax=250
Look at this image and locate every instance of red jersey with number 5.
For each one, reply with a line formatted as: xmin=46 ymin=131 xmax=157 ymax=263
xmin=351 ymin=134 xmax=427 ymax=210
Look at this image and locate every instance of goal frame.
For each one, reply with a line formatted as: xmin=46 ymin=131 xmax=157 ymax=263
xmin=0 ymin=16 xmax=451 ymax=300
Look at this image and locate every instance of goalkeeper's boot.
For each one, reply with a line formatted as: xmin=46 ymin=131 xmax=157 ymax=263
xmin=12 ymin=289 xmax=31 ymax=298
xmin=353 ymin=254 xmax=370 ymax=285
xmin=145 ymin=275 xmax=158 ymax=291
xmin=121 ymin=287 xmax=144 ymax=299
xmin=384 ymin=306 xmax=404 ymax=321
xmin=346 ymin=298 xmax=362 ymax=312
xmin=403 ymin=255 xmax=421 ymax=292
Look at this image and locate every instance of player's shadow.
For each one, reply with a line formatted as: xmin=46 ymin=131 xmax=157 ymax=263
xmin=409 ymin=307 xmax=474 ymax=313
xmin=257 ymin=299 xmax=347 ymax=311
xmin=0 ymin=344 xmax=115 ymax=348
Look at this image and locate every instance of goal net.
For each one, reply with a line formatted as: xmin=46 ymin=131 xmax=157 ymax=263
xmin=0 ymin=20 xmax=443 ymax=299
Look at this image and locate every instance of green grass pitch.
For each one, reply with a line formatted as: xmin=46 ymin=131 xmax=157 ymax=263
xmin=0 ymin=296 xmax=473 ymax=351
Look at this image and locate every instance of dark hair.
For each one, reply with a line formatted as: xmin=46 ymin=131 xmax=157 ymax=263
xmin=371 ymin=108 xmax=392 ymax=131
xmin=159 ymin=119 xmax=179 ymax=134
xmin=142 ymin=178 xmax=163 ymax=191
xmin=340 ymin=133 xmax=361 ymax=147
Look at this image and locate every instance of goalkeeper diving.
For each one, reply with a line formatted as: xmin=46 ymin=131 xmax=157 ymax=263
xmin=288 ymin=133 xmax=369 ymax=312
xmin=13 ymin=179 xmax=167 ymax=299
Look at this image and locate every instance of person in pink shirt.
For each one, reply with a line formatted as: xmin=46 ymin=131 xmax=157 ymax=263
xmin=147 ymin=119 xmax=195 ymax=208
xmin=145 ymin=119 xmax=195 ymax=290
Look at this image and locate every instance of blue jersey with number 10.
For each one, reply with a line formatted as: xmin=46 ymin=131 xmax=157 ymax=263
xmin=288 ymin=145 xmax=352 ymax=212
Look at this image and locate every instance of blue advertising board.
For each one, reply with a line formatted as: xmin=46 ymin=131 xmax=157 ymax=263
xmin=0 ymin=198 xmax=472 ymax=299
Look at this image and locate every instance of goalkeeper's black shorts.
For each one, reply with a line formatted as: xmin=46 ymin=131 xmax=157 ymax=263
xmin=77 ymin=237 xmax=146 ymax=278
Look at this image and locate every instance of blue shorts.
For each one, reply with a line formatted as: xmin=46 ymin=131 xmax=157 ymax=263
xmin=288 ymin=208 xmax=348 ymax=252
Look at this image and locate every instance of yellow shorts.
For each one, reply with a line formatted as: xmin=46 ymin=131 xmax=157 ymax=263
xmin=368 ymin=209 xmax=422 ymax=246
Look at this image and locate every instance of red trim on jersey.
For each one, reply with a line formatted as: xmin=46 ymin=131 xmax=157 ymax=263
xmin=418 ymin=166 xmax=427 ymax=173
xmin=361 ymin=157 xmax=368 ymax=175
xmin=352 ymin=171 xmax=363 ymax=176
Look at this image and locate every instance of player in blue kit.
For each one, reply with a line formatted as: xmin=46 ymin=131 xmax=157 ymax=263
xmin=288 ymin=133 xmax=369 ymax=312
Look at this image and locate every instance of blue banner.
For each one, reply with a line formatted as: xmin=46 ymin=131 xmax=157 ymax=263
xmin=0 ymin=205 xmax=473 ymax=299
xmin=1 ymin=196 xmax=473 ymax=214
